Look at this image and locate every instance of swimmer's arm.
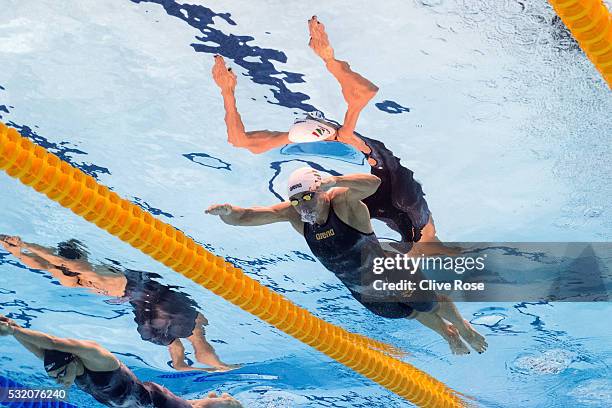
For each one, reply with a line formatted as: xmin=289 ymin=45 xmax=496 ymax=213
xmin=20 ymin=243 xmax=67 ymax=266
xmin=20 ymin=243 xmax=91 ymax=276
xmin=209 ymin=202 xmax=293 ymax=226
xmin=1 ymin=243 xmax=81 ymax=287
xmin=11 ymin=333 xmax=45 ymax=360
xmin=11 ymin=327 xmax=119 ymax=370
xmin=220 ymin=89 xmax=290 ymax=154
xmin=226 ymin=203 xmax=293 ymax=226
xmin=1 ymin=317 xmax=45 ymax=360
xmin=46 ymin=266 xmax=82 ymax=288
xmin=327 ymin=174 xmax=381 ymax=201
xmin=1 ymin=242 xmax=52 ymax=271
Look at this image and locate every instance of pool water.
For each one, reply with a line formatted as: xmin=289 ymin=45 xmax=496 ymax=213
xmin=1 ymin=1 xmax=611 ymax=407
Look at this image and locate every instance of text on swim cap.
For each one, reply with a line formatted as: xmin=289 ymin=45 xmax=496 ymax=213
xmin=289 ymin=183 xmax=302 ymax=192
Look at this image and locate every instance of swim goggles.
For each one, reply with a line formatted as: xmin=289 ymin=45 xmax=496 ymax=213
xmin=52 ymin=364 xmax=70 ymax=380
xmin=290 ymin=192 xmax=315 ymax=206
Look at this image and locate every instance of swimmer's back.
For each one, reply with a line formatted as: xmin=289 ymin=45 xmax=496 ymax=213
xmin=75 ymin=362 xmax=190 ymax=408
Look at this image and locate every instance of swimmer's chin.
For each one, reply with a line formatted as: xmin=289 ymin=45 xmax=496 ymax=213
xmin=300 ymin=213 xmax=317 ymax=224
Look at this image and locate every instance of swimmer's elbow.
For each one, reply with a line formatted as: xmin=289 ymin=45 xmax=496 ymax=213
xmin=227 ymin=135 xmax=247 ymax=149
xmin=369 ymin=174 xmax=382 ymax=189
xmin=245 ymin=144 xmax=268 ymax=154
xmin=228 ymin=137 xmax=267 ymax=154
xmin=362 ymin=175 xmax=381 ymax=197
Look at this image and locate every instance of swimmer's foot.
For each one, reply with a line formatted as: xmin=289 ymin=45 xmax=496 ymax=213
xmin=457 ymin=319 xmax=488 ymax=354
xmin=444 ymin=324 xmax=470 ymax=355
xmin=308 ymin=16 xmax=334 ymax=62
xmin=217 ymin=363 xmax=242 ymax=372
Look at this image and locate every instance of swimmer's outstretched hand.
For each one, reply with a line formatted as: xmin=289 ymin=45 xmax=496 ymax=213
xmin=0 ymin=235 xmax=22 ymax=247
xmin=212 ymin=55 xmax=237 ymax=93
xmin=205 ymin=204 xmax=234 ymax=216
xmin=0 ymin=315 xmax=16 ymax=336
xmin=308 ymin=16 xmax=334 ymax=62
xmin=190 ymin=391 xmax=243 ymax=408
xmin=0 ymin=321 xmax=11 ymax=336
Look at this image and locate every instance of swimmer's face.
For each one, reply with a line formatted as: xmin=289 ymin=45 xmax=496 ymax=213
xmin=47 ymin=360 xmax=79 ymax=388
xmin=290 ymin=191 xmax=322 ymax=224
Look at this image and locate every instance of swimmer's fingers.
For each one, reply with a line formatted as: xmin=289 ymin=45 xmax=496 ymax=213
xmin=205 ymin=204 xmax=233 ymax=216
xmin=0 ymin=235 xmax=21 ymax=246
xmin=218 ymin=394 xmax=243 ymax=408
xmin=207 ymin=391 xmax=218 ymax=398
xmin=6 ymin=236 xmax=22 ymax=246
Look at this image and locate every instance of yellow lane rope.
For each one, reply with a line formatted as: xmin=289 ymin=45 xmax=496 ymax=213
xmin=548 ymin=0 xmax=612 ymax=87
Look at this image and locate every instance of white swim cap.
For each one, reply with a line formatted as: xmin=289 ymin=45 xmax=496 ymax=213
xmin=287 ymin=167 xmax=322 ymax=197
xmin=288 ymin=118 xmax=337 ymax=143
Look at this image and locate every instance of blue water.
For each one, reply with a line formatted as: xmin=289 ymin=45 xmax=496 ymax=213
xmin=1 ymin=1 xmax=611 ymax=407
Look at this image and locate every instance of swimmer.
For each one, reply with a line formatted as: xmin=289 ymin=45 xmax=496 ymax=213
xmin=0 ymin=315 xmax=242 ymax=408
xmin=206 ymin=167 xmax=487 ymax=355
xmin=211 ymin=16 xmax=455 ymax=255
xmin=0 ymin=236 xmax=237 ymax=372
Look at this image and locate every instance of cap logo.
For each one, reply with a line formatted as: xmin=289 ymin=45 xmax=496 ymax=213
xmin=289 ymin=183 xmax=302 ymax=191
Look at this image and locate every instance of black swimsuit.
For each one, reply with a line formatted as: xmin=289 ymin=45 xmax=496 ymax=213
xmin=75 ymin=363 xmax=191 ymax=408
xmin=124 ymin=270 xmax=200 ymax=346
xmin=360 ymin=135 xmax=431 ymax=249
xmin=304 ymin=203 xmax=384 ymax=291
xmin=304 ymin=204 xmax=436 ymax=318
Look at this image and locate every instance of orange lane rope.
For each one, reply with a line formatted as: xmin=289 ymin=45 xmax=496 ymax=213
xmin=548 ymin=0 xmax=612 ymax=87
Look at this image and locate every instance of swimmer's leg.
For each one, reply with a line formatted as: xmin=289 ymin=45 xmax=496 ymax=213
xmin=409 ymin=215 xmax=462 ymax=256
xmin=434 ymin=295 xmax=488 ymax=354
xmin=308 ymin=16 xmax=378 ymax=137
xmin=187 ymin=314 xmax=236 ymax=371
xmin=168 ymin=339 xmax=194 ymax=371
xmin=413 ymin=311 xmax=470 ymax=355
